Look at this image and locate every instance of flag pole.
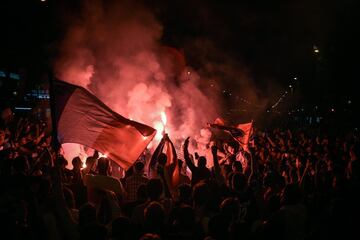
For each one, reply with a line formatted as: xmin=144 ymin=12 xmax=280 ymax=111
xmin=48 ymin=72 xmax=61 ymax=154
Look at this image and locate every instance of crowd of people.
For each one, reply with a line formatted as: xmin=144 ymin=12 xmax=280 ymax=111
xmin=1 ymin=109 xmax=359 ymax=240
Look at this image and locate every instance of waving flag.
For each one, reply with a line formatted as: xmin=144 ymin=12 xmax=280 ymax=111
xmin=208 ymin=123 xmax=245 ymax=140
xmin=148 ymin=135 xmax=180 ymax=187
xmin=209 ymin=119 xmax=253 ymax=152
xmin=164 ymin=140 xmax=180 ymax=187
xmin=53 ymin=79 xmax=156 ymax=170
xmin=235 ymin=121 xmax=253 ymax=152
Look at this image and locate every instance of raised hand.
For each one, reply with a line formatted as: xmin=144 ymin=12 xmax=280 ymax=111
xmin=211 ymin=145 xmax=218 ymax=156
xmin=163 ymin=133 xmax=169 ymax=141
xmin=184 ymin=137 xmax=190 ymax=147
xmin=160 ymin=133 xmax=169 ymax=143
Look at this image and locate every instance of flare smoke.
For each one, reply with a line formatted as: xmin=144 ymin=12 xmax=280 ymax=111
xmin=55 ymin=0 xmax=219 ymax=154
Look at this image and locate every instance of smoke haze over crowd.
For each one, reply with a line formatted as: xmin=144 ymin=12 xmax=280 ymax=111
xmin=55 ymin=1 xmax=219 ymax=144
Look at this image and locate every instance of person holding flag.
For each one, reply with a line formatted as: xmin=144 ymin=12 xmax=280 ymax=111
xmin=208 ymin=119 xmax=254 ymax=177
xmin=208 ymin=119 xmax=254 ymax=153
xmin=148 ymin=133 xmax=181 ymax=196
xmin=52 ymin=79 xmax=156 ymax=170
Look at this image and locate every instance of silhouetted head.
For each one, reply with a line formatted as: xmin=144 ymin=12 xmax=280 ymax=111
xmin=158 ymin=153 xmax=167 ymax=166
xmin=97 ymin=157 xmax=110 ymax=176
xmin=144 ymin=201 xmax=165 ymax=233
xmin=134 ymin=161 xmax=145 ymax=174
xmin=146 ymin=178 xmax=163 ymax=201
xmin=86 ymin=156 xmax=96 ymax=166
xmin=72 ymin=156 xmax=82 ymax=170
xmin=55 ymin=155 xmax=68 ymax=169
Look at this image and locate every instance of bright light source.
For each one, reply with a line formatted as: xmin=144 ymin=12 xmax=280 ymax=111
xmin=294 ymin=77 xmax=297 ymax=80
xmin=154 ymin=121 xmax=164 ymax=141
xmin=331 ymin=108 xmax=335 ymax=112
xmin=289 ymin=85 xmax=292 ymax=88
xmin=160 ymin=111 xmax=167 ymax=126
xmin=313 ymin=45 xmax=320 ymax=53
xmin=187 ymin=71 xmax=191 ymax=75
xmin=348 ymin=100 xmax=352 ymax=104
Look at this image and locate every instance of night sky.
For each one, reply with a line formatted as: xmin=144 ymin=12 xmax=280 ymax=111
xmin=1 ymin=0 xmax=358 ymax=111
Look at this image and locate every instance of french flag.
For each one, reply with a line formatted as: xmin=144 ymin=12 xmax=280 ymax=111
xmin=53 ymin=79 xmax=156 ymax=170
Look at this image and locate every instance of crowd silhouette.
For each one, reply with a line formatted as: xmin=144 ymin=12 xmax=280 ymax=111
xmin=1 ymin=110 xmax=359 ymax=240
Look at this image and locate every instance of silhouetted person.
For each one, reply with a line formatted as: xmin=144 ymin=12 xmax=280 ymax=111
xmin=183 ymin=137 xmax=210 ymax=186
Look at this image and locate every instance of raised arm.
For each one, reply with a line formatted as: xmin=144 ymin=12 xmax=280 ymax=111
xmin=148 ymin=136 xmax=166 ymax=174
xmin=183 ymin=137 xmax=196 ymax=172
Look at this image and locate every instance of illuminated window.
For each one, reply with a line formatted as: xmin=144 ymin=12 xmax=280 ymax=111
xmin=10 ymin=73 xmax=20 ymax=80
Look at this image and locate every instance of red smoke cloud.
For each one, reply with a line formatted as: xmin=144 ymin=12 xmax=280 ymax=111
xmin=55 ymin=0 xmax=219 ymax=157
